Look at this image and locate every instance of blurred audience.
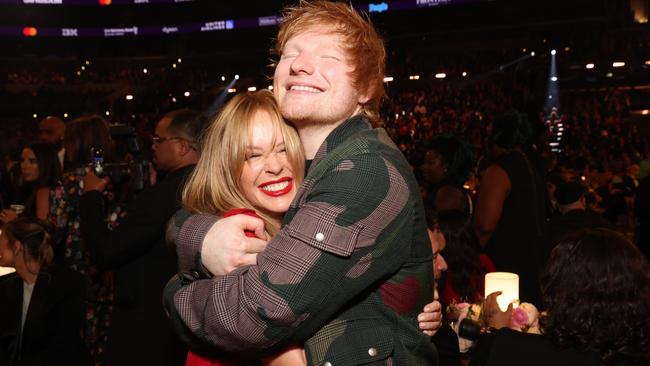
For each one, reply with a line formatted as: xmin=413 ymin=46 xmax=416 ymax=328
xmin=473 ymin=111 xmax=548 ymax=306
xmin=547 ymin=180 xmax=613 ymax=250
xmin=79 ymin=109 xmax=204 ymax=366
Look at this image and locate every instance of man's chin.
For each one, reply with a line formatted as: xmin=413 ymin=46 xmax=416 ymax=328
xmin=280 ymin=103 xmax=316 ymax=122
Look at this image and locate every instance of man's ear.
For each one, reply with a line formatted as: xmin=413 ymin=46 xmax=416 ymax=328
xmin=178 ymin=139 xmax=192 ymax=156
xmin=13 ymin=240 xmax=23 ymax=255
xmin=357 ymin=82 xmax=376 ymax=105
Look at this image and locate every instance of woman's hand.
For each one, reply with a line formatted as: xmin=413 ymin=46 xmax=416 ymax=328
xmin=82 ymin=170 xmax=110 ymax=193
xmin=484 ymin=291 xmax=513 ymax=329
xmin=419 ymin=287 xmax=443 ymax=336
xmin=0 ymin=209 xmax=18 ymax=223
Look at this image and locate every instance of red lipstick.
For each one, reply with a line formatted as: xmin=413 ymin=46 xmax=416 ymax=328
xmin=258 ymin=177 xmax=293 ymax=197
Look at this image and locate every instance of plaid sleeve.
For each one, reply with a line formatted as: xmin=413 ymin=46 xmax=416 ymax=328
xmin=171 ymin=211 xmax=220 ymax=274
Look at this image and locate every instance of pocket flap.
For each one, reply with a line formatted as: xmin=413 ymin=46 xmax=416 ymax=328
xmin=286 ymin=204 xmax=363 ymax=257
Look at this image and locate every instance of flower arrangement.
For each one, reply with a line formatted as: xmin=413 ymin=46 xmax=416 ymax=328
xmin=446 ymin=299 xmax=541 ymax=352
xmin=511 ymin=302 xmax=541 ymax=334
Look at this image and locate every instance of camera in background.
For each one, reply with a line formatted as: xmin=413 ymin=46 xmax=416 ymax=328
xmin=91 ymin=124 xmax=151 ymax=192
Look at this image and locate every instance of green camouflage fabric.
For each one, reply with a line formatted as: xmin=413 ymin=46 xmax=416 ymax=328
xmin=164 ymin=116 xmax=438 ymax=365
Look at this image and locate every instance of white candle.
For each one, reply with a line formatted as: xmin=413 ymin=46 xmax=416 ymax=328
xmin=0 ymin=266 xmax=15 ymax=276
xmin=485 ymin=272 xmax=519 ymax=311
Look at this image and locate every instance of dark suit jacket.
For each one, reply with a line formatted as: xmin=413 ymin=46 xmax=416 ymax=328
xmin=0 ymin=266 xmax=90 ymax=366
xmin=80 ymin=164 xmax=194 ymax=366
xmin=432 ymin=322 xmax=461 ymax=366
xmin=470 ymin=328 xmax=603 ymax=366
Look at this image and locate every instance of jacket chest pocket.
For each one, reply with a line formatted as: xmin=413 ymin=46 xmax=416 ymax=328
xmin=286 ymin=203 xmax=364 ymax=258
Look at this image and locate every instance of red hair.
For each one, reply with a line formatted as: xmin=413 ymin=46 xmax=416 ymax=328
xmin=273 ymin=0 xmax=386 ymax=123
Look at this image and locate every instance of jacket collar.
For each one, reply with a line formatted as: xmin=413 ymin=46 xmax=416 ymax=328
xmin=309 ymin=115 xmax=372 ymax=175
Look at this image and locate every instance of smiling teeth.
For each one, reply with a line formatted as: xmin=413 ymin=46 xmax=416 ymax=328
xmin=290 ymin=85 xmax=321 ymax=93
xmin=262 ymin=181 xmax=289 ymax=192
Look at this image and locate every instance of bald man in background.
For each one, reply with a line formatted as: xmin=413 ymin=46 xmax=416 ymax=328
xmin=38 ymin=116 xmax=66 ymax=167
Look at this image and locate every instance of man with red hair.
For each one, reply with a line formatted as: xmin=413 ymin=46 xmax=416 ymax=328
xmin=165 ymin=2 xmax=438 ymax=364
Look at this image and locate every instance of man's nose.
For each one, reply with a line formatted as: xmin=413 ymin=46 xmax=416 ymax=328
xmin=290 ymin=52 xmax=315 ymax=75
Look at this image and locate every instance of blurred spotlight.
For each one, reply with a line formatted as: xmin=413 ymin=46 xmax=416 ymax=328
xmin=125 ymin=94 xmax=134 ymax=100
xmin=172 ymin=63 xmax=177 ymax=69
xmin=435 ymin=73 xmax=446 ymax=79
xmin=551 ymin=49 xmax=556 ymax=55
xmin=551 ymin=76 xmax=558 ymax=81
xmin=247 ymin=87 xmax=257 ymax=91
xmin=268 ymin=85 xmax=273 ymax=90
xmin=143 ymin=68 xmax=148 ymax=74
xmin=642 ymin=110 xmax=649 ymax=115
xmin=612 ymin=61 xmax=625 ymax=68
xmin=228 ymin=88 xmax=237 ymax=93
xmin=177 ymin=58 xmax=182 ymax=63
xmin=221 ymin=75 xmax=226 ymax=81
xmin=184 ymin=91 xmax=190 ymax=97
xmin=105 ymin=111 xmax=110 ymax=116
xmin=235 ymin=74 xmax=240 ymax=80
xmin=585 ymin=63 xmax=595 ymax=69
xmin=63 ymin=113 xmax=68 ymax=118
xmin=81 ymin=66 xmax=85 ymax=70
xmin=530 ymin=51 xmax=536 ymax=57
xmin=383 ymin=76 xmax=394 ymax=82
xmin=33 ymin=113 xmax=37 ymax=118
xmin=606 ymin=72 xmax=613 ymax=77
xmin=85 ymin=60 xmax=90 ymax=65
xmin=462 ymin=72 xmax=467 ymax=77
xmin=172 ymin=97 xmax=177 ymax=103
xmin=22 ymin=27 xmax=38 ymax=37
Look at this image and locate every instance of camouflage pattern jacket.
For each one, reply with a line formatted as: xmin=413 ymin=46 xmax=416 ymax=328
xmin=164 ymin=116 xmax=438 ymax=365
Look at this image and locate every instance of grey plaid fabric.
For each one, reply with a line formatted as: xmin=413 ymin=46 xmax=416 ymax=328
xmin=164 ymin=116 xmax=438 ymax=365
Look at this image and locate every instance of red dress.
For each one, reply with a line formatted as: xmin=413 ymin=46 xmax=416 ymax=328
xmin=185 ymin=208 xmax=261 ymax=366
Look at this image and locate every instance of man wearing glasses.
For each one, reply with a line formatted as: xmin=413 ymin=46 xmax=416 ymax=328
xmin=151 ymin=112 xmax=199 ymax=177
xmin=79 ymin=109 xmax=206 ymax=366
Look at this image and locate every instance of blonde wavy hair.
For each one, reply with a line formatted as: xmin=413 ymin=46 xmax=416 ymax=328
xmin=183 ymin=90 xmax=304 ymax=236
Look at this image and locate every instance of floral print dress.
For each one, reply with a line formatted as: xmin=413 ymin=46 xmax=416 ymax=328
xmin=48 ymin=170 xmax=125 ymax=366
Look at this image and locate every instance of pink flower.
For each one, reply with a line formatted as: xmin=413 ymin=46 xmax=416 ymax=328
xmin=512 ymin=307 xmax=529 ymax=328
xmin=510 ymin=302 xmax=540 ymax=332
xmin=519 ymin=302 xmax=539 ymax=325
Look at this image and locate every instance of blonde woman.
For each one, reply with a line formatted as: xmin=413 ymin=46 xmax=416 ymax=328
xmin=175 ymin=90 xmax=443 ymax=365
